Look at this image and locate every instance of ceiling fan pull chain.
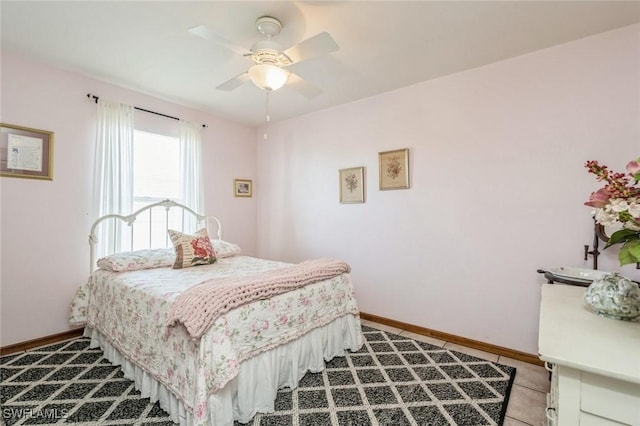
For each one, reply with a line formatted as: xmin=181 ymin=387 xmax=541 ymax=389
xmin=264 ymin=90 xmax=270 ymax=140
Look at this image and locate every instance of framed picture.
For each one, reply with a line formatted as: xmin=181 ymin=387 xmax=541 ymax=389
xmin=339 ymin=166 xmax=365 ymax=203
xmin=379 ymin=148 xmax=409 ymax=190
xmin=1 ymin=123 xmax=54 ymax=180
xmin=234 ymin=179 xmax=252 ymax=197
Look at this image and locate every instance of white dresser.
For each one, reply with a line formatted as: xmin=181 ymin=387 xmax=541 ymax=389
xmin=538 ymin=284 xmax=640 ymax=426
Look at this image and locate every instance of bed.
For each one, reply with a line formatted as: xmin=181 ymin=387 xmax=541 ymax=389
xmin=69 ymin=199 xmax=363 ymax=425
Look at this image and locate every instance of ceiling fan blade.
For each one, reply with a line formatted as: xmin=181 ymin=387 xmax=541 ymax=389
xmin=286 ymin=73 xmax=323 ymax=99
xmin=283 ymin=32 xmax=339 ymax=65
xmin=216 ymin=72 xmax=250 ymax=91
xmin=188 ymin=25 xmax=250 ymax=57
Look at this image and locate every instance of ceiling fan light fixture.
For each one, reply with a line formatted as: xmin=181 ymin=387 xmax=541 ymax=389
xmin=248 ymin=64 xmax=290 ymax=92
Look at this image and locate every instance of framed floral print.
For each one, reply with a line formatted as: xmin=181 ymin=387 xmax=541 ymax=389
xmin=379 ymin=148 xmax=409 ymax=190
xmin=339 ymin=167 xmax=364 ymax=203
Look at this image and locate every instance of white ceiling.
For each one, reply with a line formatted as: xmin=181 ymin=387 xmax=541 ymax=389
xmin=2 ymin=1 xmax=640 ymax=127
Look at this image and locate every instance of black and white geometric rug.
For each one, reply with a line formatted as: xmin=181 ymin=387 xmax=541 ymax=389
xmin=0 ymin=326 xmax=516 ymax=425
xmin=0 ymin=338 xmax=173 ymax=426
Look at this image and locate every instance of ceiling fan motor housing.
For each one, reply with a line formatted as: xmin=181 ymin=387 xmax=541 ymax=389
xmin=251 ymin=43 xmax=291 ymax=66
xmin=251 ymin=18 xmax=291 ymax=66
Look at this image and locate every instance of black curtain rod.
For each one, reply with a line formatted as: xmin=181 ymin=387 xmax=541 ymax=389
xmin=87 ymin=94 xmax=207 ymax=128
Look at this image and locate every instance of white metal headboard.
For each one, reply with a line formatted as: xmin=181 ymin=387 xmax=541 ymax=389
xmin=89 ymin=199 xmax=221 ymax=273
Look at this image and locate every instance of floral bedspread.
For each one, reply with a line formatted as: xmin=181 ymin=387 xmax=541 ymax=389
xmin=69 ymin=256 xmax=360 ymax=422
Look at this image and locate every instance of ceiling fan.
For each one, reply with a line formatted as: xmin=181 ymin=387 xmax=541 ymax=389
xmin=188 ymin=16 xmax=339 ymax=98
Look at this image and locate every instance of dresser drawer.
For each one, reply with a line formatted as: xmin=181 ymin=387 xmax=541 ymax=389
xmin=580 ymin=372 xmax=640 ymax=425
xmin=579 ymin=412 xmax=627 ymax=426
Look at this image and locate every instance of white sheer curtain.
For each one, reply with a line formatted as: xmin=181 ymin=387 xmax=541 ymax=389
xmin=92 ymin=99 xmax=134 ymax=260
xmin=179 ymin=120 xmax=205 ymax=232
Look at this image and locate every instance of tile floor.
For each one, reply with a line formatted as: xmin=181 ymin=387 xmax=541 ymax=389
xmin=361 ymin=319 xmax=549 ymax=426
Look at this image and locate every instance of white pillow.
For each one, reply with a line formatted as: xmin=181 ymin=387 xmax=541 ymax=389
xmin=96 ymin=239 xmax=242 ymax=272
xmin=97 ymin=248 xmax=174 ymax=272
xmin=211 ymin=239 xmax=242 ymax=258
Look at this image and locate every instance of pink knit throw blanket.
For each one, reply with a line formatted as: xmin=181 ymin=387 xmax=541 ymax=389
xmin=166 ymin=258 xmax=351 ymax=339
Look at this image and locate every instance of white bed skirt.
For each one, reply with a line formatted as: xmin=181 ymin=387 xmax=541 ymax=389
xmin=85 ymin=314 xmax=363 ymax=425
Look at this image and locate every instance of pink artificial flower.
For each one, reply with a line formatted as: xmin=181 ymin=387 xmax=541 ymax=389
xmin=627 ymin=159 xmax=640 ymax=176
xmin=584 ymin=187 xmax=611 ymax=208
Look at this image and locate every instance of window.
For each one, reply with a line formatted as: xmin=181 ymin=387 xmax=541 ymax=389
xmin=131 ymin=130 xmax=181 ymax=249
xmin=133 ymin=130 xmax=179 ymax=207
xmin=92 ymin=102 xmax=204 ymax=259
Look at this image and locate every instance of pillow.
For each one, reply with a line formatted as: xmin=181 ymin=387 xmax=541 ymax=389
xmin=97 ymin=248 xmax=174 ymax=272
xmin=211 ymin=239 xmax=242 ymax=258
xmin=168 ymin=228 xmax=217 ymax=269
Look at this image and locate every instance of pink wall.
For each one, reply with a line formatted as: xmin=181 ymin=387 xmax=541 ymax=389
xmin=256 ymin=24 xmax=640 ymax=354
xmin=0 ymin=53 xmax=257 ymax=347
xmin=3 ymin=24 xmax=638 ymax=354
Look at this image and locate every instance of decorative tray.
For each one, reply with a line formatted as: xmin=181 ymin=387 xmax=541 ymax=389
xmin=537 ymin=267 xmax=609 ymax=287
xmin=546 ymin=267 xmax=608 ymax=283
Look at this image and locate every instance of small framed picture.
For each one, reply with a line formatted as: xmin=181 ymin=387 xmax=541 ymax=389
xmin=379 ymin=148 xmax=409 ymax=190
xmin=1 ymin=123 xmax=54 ymax=180
xmin=339 ymin=167 xmax=365 ymax=203
xmin=234 ymin=179 xmax=252 ymax=197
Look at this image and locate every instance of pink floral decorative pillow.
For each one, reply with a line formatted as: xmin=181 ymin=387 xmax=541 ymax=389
xmin=168 ymin=228 xmax=217 ymax=269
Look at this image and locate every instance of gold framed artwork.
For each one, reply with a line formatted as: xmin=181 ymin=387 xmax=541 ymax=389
xmin=1 ymin=123 xmax=54 ymax=180
xmin=234 ymin=179 xmax=252 ymax=197
xmin=379 ymin=148 xmax=409 ymax=190
xmin=339 ymin=166 xmax=365 ymax=203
